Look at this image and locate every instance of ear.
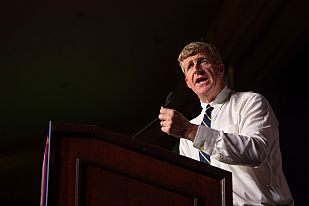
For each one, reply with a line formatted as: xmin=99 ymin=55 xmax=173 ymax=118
xmin=218 ymin=64 xmax=225 ymax=77
xmin=185 ymin=77 xmax=192 ymax=89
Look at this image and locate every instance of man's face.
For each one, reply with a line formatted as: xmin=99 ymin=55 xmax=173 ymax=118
xmin=181 ymin=52 xmax=224 ymax=102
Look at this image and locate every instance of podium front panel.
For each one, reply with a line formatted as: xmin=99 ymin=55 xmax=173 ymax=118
xmin=47 ymin=123 xmax=232 ymax=206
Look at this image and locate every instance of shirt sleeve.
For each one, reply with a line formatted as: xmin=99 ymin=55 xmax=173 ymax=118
xmin=179 ymin=138 xmax=190 ymax=156
xmin=193 ymin=93 xmax=276 ymax=166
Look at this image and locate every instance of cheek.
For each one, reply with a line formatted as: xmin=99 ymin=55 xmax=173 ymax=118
xmin=212 ymin=65 xmax=224 ymax=77
xmin=208 ymin=69 xmax=218 ymax=79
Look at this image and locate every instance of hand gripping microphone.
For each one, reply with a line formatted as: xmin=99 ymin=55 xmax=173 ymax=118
xmin=132 ymin=92 xmax=174 ymax=139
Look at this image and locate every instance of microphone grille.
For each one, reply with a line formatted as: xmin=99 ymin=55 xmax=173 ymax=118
xmin=165 ymin=92 xmax=174 ymax=106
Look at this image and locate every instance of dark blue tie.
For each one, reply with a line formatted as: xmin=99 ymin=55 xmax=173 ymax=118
xmin=199 ymin=105 xmax=214 ymax=164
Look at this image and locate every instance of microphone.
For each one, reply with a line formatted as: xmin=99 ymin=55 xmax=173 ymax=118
xmin=164 ymin=92 xmax=175 ymax=107
xmin=132 ymin=92 xmax=174 ymax=139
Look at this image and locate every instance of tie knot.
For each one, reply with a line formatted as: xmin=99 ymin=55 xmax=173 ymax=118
xmin=206 ymin=105 xmax=214 ymax=114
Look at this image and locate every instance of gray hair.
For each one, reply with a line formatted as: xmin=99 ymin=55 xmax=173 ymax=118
xmin=178 ymin=42 xmax=223 ymax=73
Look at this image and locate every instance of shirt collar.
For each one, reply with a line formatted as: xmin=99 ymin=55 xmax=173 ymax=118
xmin=200 ymin=85 xmax=232 ymax=110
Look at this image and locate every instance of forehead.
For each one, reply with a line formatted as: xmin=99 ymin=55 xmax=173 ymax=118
xmin=182 ymin=52 xmax=210 ymax=64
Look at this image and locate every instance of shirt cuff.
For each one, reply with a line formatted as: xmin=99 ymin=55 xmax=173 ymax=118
xmin=193 ymin=125 xmax=219 ymax=155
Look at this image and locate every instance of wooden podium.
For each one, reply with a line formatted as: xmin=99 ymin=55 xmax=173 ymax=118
xmin=44 ymin=122 xmax=232 ymax=206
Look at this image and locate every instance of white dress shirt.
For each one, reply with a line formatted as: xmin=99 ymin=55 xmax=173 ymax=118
xmin=179 ymin=86 xmax=293 ymax=206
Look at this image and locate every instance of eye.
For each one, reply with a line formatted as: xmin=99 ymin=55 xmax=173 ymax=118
xmin=186 ymin=62 xmax=193 ymax=71
xmin=200 ymin=58 xmax=209 ymax=65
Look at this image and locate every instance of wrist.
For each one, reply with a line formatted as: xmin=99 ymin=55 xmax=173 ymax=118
xmin=184 ymin=123 xmax=198 ymax=141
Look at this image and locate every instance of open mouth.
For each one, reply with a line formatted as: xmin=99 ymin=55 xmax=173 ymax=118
xmin=195 ymin=77 xmax=208 ymax=84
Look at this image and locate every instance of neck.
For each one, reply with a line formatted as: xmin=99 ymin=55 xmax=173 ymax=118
xmin=200 ymin=83 xmax=225 ymax=103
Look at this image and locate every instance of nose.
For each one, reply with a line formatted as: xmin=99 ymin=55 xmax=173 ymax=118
xmin=194 ymin=65 xmax=204 ymax=75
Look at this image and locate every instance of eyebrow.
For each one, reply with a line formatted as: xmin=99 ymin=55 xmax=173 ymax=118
xmin=186 ymin=56 xmax=209 ymax=67
xmin=187 ymin=56 xmax=212 ymax=72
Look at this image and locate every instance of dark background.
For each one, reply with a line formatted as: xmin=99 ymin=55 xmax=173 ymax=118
xmin=1 ymin=0 xmax=308 ymax=205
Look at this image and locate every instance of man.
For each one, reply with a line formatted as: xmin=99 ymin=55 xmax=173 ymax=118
xmin=158 ymin=42 xmax=293 ymax=205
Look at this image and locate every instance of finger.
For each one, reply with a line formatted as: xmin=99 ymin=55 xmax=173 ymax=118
xmin=160 ymin=107 xmax=172 ymax=114
xmin=161 ymin=120 xmax=169 ymax=127
xmin=160 ymin=107 xmax=166 ymax=115
xmin=161 ymin=125 xmax=168 ymax=134
xmin=158 ymin=112 xmax=171 ymax=121
xmin=158 ymin=114 xmax=166 ymax=121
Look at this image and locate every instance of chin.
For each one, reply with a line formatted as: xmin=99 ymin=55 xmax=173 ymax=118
xmin=194 ymin=90 xmax=210 ymax=98
xmin=194 ymin=86 xmax=211 ymax=95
